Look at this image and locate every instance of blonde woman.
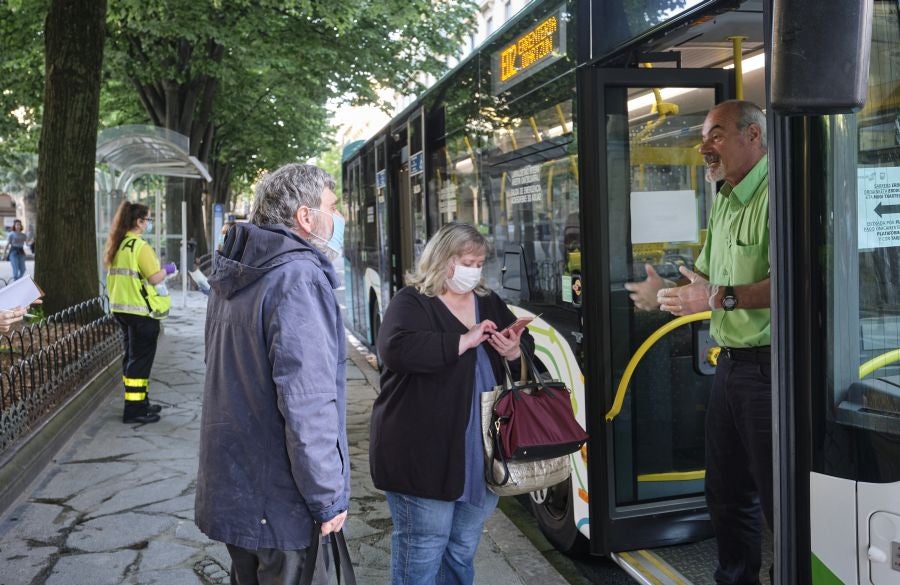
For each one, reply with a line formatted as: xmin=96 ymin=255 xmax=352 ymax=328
xmin=370 ymin=222 xmax=534 ymax=585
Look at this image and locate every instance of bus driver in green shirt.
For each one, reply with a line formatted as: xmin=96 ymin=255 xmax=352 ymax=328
xmin=625 ymin=100 xmax=772 ymax=585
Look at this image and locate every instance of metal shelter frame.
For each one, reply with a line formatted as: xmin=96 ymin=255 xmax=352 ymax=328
xmin=95 ymin=125 xmax=211 ymax=307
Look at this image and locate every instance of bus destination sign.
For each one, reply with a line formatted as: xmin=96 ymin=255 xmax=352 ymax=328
xmin=492 ymin=5 xmax=567 ymax=95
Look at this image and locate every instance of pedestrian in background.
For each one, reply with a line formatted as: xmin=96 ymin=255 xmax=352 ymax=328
xmin=627 ymin=100 xmax=772 ymax=584
xmin=370 ymin=222 xmax=534 ymax=585
xmin=104 ymin=202 xmax=175 ymax=424
xmin=196 ymin=164 xmax=349 ymax=585
xmin=5 ymin=219 xmax=27 ymax=281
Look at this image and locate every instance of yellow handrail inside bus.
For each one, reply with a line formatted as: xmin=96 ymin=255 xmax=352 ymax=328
xmin=859 ymin=349 xmax=900 ymax=379
xmin=729 ymin=36 xmax=746 ymax=100
xmin=605 ymin=311 xmax=712 ymax=422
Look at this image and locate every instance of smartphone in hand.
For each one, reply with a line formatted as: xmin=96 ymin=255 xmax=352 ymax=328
xmin=499 ymin=313 xmax=541 ymax=336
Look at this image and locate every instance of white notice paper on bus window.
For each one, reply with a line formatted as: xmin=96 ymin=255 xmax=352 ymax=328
xmin=630 ymin=190 xmax=699 ymax=244
xmin=0 ymin=274 xmax=43 ymax=311
xmin=857 ymin=166 xmax=900 ymax=250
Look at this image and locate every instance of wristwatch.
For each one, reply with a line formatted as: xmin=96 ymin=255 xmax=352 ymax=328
xmin=722 ymin=286 xmax=738 ymax=311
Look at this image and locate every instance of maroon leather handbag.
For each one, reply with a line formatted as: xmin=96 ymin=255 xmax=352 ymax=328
xmin=489 ymin=351 xmax=588 ymax=466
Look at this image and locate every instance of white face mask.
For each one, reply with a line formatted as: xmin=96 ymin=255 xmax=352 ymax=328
xmin=446 ymin=264 xmax=482 ymax=294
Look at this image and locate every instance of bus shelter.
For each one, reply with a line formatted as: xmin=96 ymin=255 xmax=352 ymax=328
xmin=95 ymin=125 xmax=211 ymax=305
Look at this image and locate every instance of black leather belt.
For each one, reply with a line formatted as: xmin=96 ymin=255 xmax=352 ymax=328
xmin=720 ymin=346 xmax=771 ymax=364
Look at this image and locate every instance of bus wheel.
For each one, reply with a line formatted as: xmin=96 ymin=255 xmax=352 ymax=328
xmin=529 ymin=477 xmax=588 ymax=555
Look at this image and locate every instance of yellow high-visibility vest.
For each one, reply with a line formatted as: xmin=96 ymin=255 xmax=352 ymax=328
xmin=107 ymin=235 xmax=170 ymax=319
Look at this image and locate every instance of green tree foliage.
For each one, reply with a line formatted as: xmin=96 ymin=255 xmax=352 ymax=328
xmin=0 ymin=0 xmax=477 ymax=294
xmin=104 ymin=0 xmax=477 ymax=257
xmin=0 ymin=0 xmax=47 ymax=165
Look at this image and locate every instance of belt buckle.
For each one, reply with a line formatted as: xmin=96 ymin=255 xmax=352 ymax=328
xmin=721 ymin=347 xmax=733 ymax=359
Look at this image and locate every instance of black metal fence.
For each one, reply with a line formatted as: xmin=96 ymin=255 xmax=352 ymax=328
xmin=0 ymin=296 xmax=122 ymax=453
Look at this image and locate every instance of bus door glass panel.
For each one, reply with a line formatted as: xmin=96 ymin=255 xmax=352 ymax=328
xmin=374 ymin=138 xmax=391 ymax=309
xmin=606 ymin=85 xmax=718 ymax=506
xmin=394 ymin=128 xmax=414 ymax=278
xmin=826 ymin=1 xmax=900 ymax=443
xmin=483 ymin=93 xmax=578 ymax=303
xmin=343 ymin=159 xmax=360 ymax=332
xmin=360 ymin=148 xmax=377 ymax=336
xmin=408 ymin=111 xmax=427 ymax=264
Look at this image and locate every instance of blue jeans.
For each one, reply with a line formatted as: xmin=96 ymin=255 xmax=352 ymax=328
xmin=385 ymin=489 xmax=499 ymax=585
xmin=9 ymin=248 xmax=25 ymax=281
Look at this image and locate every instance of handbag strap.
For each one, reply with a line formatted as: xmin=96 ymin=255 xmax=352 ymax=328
xmin=300 ymin=523 xmax=358 ymax=585
xmin=488 ymin=423 xmax=512 ymax=486
xmin=500 ymin=344 xmax=536 ymax=387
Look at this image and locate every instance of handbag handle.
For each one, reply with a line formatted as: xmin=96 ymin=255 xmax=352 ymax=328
xmin=299 ymin=523 xmax=357 ymax=585
xmin=499 ymin=343 xmax=553 ymax=393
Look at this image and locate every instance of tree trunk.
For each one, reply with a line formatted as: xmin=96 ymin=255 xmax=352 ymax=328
xmin=35 ymin=0 xmax=106 ymax=313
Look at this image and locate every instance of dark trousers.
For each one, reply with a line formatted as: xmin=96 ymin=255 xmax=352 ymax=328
xmin=227 ymin=541 xmax=329 ymax=585
xmin=706 ymin=357 xmax=773 ymax=585
xmin=115 ymin=312 xmax=160 ymax=402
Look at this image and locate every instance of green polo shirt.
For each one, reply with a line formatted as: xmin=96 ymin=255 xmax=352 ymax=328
xmin=695 ymin=155 xmax=770 ymax=348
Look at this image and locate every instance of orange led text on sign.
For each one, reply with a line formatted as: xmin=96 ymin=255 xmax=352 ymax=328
xmin=499 ymin=15 xmax=558 ymax=83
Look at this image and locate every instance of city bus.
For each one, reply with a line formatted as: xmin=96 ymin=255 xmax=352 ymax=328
xmin=342 ymin=0 xmax=900 ymax=582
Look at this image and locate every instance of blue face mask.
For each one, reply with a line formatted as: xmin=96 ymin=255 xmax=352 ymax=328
xmin=311 ymin=208 xmax=345 ymax=254
xmin=145 ymin=220 xmax=154 ymax=233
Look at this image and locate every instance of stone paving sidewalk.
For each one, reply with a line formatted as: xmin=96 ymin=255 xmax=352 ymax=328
xmin=0 ymin=292 xmax=569 ymax=585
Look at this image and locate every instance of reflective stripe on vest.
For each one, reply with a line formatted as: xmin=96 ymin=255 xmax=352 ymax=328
xmin=108 ymin=267 xmax=142 ymax=279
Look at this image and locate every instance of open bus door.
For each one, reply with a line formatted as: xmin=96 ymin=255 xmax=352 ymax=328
xmin=578 ymin=66 xmax=739 ymax=576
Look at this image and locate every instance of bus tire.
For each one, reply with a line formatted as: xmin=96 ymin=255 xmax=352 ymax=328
xmin=528 ymin=477 xmax=588 ymax=556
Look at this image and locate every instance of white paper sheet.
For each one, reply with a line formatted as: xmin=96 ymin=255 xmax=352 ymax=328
xmin=630 ymin=190 xmax=699 ymax=244
xmin=0 ymin=275 xmax=43 ymax=310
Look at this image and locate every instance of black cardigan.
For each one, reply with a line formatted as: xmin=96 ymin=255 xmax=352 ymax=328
xmin=369 ymin=286 xmax=534 ymax=500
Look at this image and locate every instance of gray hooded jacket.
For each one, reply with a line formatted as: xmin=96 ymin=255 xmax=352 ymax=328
xmin=195 ymin=222 xmax=349 ymax=550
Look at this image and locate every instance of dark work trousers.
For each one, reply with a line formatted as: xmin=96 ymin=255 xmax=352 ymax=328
xmin=227 ymin=540 xmax=330 ymax=585
xmin=114 ymin=312 xmax=160 ymax=403
xmin=705 ymin=356 xmax=773 ymax=585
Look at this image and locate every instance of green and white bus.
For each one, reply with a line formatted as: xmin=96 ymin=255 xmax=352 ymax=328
xmin=342 ymin=0 xmax=899 ymax=582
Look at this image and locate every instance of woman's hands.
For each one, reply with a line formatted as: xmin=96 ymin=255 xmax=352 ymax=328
xmin=458 ymin=320 xmax=497 ymax=355
xmin=458 ymin=319 xmax=525 ymax=360
xmin=488 ymin=325 xmax=523 ymax=360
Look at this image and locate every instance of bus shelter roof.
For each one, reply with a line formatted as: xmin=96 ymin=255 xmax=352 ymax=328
xmin=96 ymin=125 xmax=211 ymax=192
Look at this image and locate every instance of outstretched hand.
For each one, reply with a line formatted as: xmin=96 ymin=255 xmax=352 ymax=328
xmin=624 ymin=264 xmax=671 ymax=311
xmin=657 ymin=265 xmax=711 ymax=316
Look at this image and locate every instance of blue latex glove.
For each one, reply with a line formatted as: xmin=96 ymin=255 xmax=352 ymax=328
xmin=163 ymin=262 xmax=177 ymax=275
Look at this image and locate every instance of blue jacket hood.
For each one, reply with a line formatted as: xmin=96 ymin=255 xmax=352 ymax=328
xmin=210 ymin=222 xmax=338 ymax=299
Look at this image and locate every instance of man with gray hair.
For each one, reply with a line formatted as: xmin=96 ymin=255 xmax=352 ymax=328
xmin=625 ymin=100 xmax=772 ymax=584
xmin=195 ymin=163 xmax=349 ymax=584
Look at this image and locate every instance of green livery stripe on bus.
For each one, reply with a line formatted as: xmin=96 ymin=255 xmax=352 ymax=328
xmin=811 ymin=553 xmax=844 ymax=585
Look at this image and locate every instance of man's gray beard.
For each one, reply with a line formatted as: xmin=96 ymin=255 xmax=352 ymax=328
xmin=307 ymin=234 xmax=338 ymax=262
xmin=308 ymin=217 xmax=340 ymax=263
xmin=706 ymin=163 xmax=726 ymax=184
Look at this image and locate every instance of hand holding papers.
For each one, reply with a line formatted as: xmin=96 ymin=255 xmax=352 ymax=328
xmin=0 ymin=275 xmax=41 ymax=332
xmin=0 ymin=275 xmax=43 ymax=311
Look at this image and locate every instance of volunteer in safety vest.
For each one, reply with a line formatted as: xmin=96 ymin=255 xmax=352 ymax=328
xmin=104 ymin=201 xmax=176 ymax=424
